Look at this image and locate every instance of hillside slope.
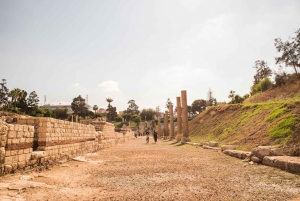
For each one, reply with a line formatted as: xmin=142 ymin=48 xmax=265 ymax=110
xmin=189 ymin=100 xmax=300 ymax=156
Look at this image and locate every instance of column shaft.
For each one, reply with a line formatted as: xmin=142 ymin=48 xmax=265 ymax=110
xmin=164 ymin=110 xmax=169 ymax=139
xmin=181 ymin=90 xmax=190 ymax=142
xmin=176 ymin=97 xmax=183 ymax=141
xmin=169 ymin=104 xmax=174 ymax=140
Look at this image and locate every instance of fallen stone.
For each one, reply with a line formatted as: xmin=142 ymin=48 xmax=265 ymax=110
xmin=223 ymin=150 xmax=251 ymax=159
xmin=208 ymin=141 xmax=218 ymax=147
xmin=72 ymin=156 xmax=89 ymax=162
xmin=262 ymin=156 xmax=300 ymax=174
xmin=221 ymin=145 xmax=237 ymax=152
xmin=251 ymin=146 xmax=284 ymax=163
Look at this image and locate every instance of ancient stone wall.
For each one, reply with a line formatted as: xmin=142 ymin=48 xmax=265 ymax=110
xmin=0 ymin=116 xmax=133 ymax=175
xmin=0 ymin=119 xmax=35 ymax=174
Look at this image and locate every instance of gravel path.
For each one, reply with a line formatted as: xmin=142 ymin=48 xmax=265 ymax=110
xmin=1 ymin=137 xmax=300 ymax=201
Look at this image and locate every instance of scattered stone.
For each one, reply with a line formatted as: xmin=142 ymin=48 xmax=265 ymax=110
xmin=221 ymin=145 xmax=237 ymax=151
xmin=72 ymin=156 xmax=89 ymax=162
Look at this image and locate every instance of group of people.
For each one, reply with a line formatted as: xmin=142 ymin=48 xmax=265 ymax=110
xmin=134 ymin=131 xmax=158 ymax=144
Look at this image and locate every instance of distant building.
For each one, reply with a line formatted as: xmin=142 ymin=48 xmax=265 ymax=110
xmin=40 ymin=103 xmax=92 ymax=114
xmin=98 ymin=108 xmax=108 ymax=115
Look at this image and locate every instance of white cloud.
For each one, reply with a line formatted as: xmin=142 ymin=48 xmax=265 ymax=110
xmin=73 ymin=83 xmax=79 ymax=87
xmin=98 ymin=80 xmax=119 ymax=92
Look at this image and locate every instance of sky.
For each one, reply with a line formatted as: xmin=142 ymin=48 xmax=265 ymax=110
xmin=1 ymin=0 xmax=300 ymax=112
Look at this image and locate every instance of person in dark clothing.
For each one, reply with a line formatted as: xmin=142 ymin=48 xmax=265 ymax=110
xmin=153 ymin=131 xmax=158 ymax=144
xmin=146 ymin=132 xmax=149 ymax=143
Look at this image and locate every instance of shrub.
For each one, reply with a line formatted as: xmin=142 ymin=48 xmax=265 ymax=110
xmin=268 ymin=115 xmax=297 ymax=141
xmin=250 ymin=77 xmax=273 ymax=95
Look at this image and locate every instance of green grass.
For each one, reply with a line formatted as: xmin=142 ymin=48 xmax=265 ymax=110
xmin=266 ymin=106 xmax=287 ymax=123
xmin=268 ymin=115 xmax=297 ymax=142
xmin=130 ymin=122 xmax=137 ymax=127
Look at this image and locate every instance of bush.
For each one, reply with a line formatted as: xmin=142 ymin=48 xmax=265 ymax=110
xmin=251 ymin=77 xmax=273 ymax=95
xmin=115 ymin=115 xmax=123 ymax=122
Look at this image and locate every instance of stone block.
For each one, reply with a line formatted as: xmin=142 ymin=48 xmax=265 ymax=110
xmin=221 ymin=145 xmax=237 ymax=151
xmin=4 ymin=165 xmax=12 ymax=173
xmin=0 ymin=140 xmax=6 ymax=146
xmin=7 ymin=130 xmax=16 ymax=139
xmin=12 ymin=138 xmax=20 ymax=144
xmin=18 ymin=162 xmax=25 ymax=169
xmin=4 ymin=156 xmax=13 ymax=164
xmin=31 ymin=151 xmax=45 ymax=159
xmin=7 ymin=124 xmax=15 ymax=131
xmin=16 ymin=131 xmax=23 ymax=138
xmin=18 ymin=154 xmax=26 ymax=162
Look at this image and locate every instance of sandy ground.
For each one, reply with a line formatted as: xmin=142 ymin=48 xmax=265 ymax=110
xmin=1 ymin=137 xmax=300 ymax=201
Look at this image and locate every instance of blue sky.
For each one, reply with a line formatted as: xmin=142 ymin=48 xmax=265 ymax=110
xmin=1 ymin=0 xmax=300 ymax=112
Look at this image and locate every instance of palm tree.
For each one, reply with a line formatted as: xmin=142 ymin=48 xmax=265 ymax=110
xmin=93 ymin=105 xmax=98 ymax=113
xmin=228 ymin=90 xmax=235 ymax=102
xmin=9 ymin=88 xmax=22 ymax=108
xmin=106 ymin=98 xmax=113 ymax=121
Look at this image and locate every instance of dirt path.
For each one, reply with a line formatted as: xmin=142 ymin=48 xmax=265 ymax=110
xmin=1 ymin=137 xmax=300 ymax=201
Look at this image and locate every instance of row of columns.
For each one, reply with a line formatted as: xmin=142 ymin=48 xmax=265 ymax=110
xmin=159 ymin=90 xmax=190 ymax=143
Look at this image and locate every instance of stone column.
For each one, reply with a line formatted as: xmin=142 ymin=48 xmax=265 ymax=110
xmin=175 ymin=96 xmax=183 ymax=142
xmin=181 ymin=90 xmax=190 ymax=143
xmin=164 ymin=110 xmax=169 ymax=139
xmin=169 ymin=104 xmax=174 ymax=140
xmin=76 ymin=115 xmax=78 ymax=123
xmin=71 ymin=115 xmax=73 ymax=122
xmin=157 ymin=118 xmax=161 ymax=137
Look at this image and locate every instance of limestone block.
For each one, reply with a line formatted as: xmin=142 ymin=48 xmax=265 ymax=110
xmin=20 ymin=138 xmax=26 ymax=143
xmin=7 ymin=130 xmax=16 ymax=139
xmin=251 ymin=156 xmax=261 ymax=163
xmin=221 ymin=145 xmax=237 ymax=151
xmin=16 ymin=131 xmax=23 ymax=138
xmin=23 ymin=125 xmax=28 ymax=131
xmin=12 ymin=138 xmax=20 ymax=144
xmin=5 ymin=150 xmax=10 ymax=157
xmin=26 ymin=119 xmax=35 ymax=125
xmin=29 ymin=126 xmax=34 ymax=132
xmin=31 ymin=151 xmax=45 ymax=159
xmin=17 ymin=162 xmax=25 ymax=169
xmin=10 ymin=150 xmax=18 ymax=156
xmin=0 ymin=140 xmax=6 ymax=147
xmin=4 ymin=165 xmax=12 ymax=173
xmin=18 ymin=154 xmax=26 ymax=162
xmin=7 ymin=124 xmax=15 ymax=131
xmin=251 ymin=146 xmax=284 ymax=162
xmin=4 ymin=156 xmax=13 ymax=165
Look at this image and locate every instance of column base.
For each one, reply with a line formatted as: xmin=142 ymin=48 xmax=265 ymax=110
xmin=175 ymin=134 xmax=183 ymax=142
xmin=181 ymin=137 xmax=191 ymax=143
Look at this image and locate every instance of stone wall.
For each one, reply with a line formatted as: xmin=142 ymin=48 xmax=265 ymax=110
xmin=0 ymin=116 xmax=134 ymax=176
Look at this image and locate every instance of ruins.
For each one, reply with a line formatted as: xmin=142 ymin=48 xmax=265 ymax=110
xmin=0 ymin=116 xmax=133 ymax=175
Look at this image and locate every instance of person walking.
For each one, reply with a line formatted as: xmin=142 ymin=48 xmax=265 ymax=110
xmin=146 ymin=132 xmax=149 ymax=143
xmin=153 ymin=131 xmax=158 ymax=144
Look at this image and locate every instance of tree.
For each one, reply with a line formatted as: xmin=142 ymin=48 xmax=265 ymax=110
xmin=8 ymin=88 xmax=22 ymax=108
xmin=16 ymin=90 xmax=28 ymax=112
xmin=253 ymin=60 xmax=272 ymax=85
xmin=107 ymin=106 xmax=117 ymax=121
xmin=0 ymin=80 xmax=9 ymax=108
xmin=250 ymin=77 xmax=273 ymax=95
xmin=207 ymin=88 xmax=217 ymax=106
xmin=127 ymin=100 xmax=139 ymax=116
xmin=187 ymin=105 xmax=193 ymax=117
xmin=191 ymin=99 xmax=206 ymax=114
xmin=71 ymin=95 xmax=87 ymax=117
xmin=140 ymin=108 xmax=156 ymax=121
xmin=165 ymin=98 xmax=172 ymax=109
xmin=106 ymin=97 xmax=113 ymax=121
xmin=228 ymin=90 xmax=235 ymax=102
xmin=27 ymin=91 xmax=39 ymax=108
xmin=53 ymin=108 xmax=68 ymax=120
xmin=93 ymin=105 xmax=98 ymax=113
xmin=274 ymin=28 xmax=300 ymax=75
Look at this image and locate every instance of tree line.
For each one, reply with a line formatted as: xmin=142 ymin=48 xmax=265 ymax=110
xmin=228 ymin=28 xmax=300 ymax=104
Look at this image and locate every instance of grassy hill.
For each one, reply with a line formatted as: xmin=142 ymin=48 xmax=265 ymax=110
xmin=189 ymin=79 xmax=300 ymax=156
